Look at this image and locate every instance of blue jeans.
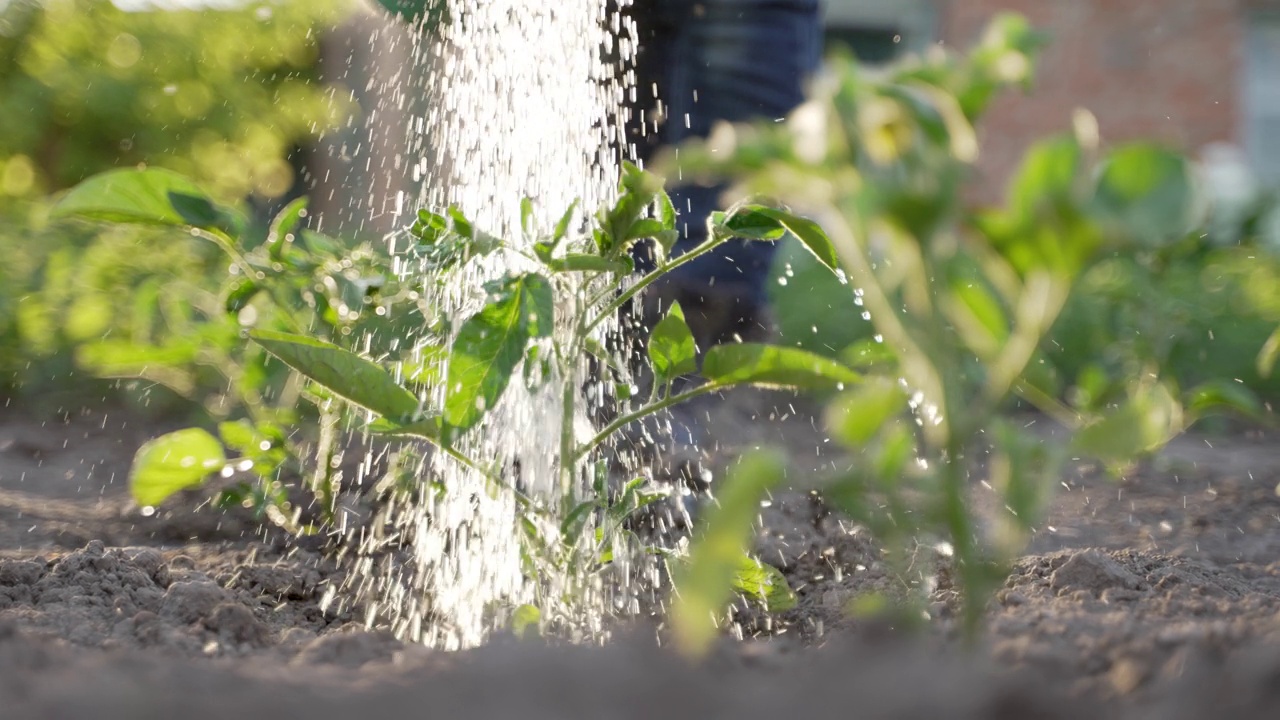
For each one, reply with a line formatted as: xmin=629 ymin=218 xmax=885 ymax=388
xmin=629 ymin=0 xmax=823 ymax=318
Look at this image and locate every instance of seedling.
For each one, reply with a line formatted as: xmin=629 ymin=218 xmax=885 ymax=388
xmin=51 ymin=161 xmax=840 ymax=633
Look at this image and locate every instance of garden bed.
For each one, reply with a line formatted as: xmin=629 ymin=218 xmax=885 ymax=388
xmin=1 ymin=394 xmax=1278 ymax=718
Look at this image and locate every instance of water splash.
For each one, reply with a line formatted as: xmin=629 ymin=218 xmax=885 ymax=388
xmin=331 ymin=0 xmax=646 ymax=650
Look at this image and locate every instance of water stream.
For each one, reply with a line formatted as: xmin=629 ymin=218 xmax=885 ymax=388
xmin=328 ymin=0 xmax=649 ymax=650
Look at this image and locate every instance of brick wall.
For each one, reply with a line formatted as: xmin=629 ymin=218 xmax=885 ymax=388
xmin=935 ymin=0 xmax=1244 ymax=202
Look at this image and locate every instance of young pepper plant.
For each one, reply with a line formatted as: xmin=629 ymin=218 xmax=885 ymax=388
xmin=264 ymin=166 xmax=849 ymax=533
xmin=662 ymin=11 xmax=1248 ymax=641
xmin=247 ymin=164 xmax=852 ymax=626
xmin=53 ymin=161 xmax=850 ymax=623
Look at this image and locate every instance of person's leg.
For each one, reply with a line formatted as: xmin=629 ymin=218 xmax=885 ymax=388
xmin=629 ymin=0 xmax=823 ymax=351
xmin=611 ymin=2 xmax=822 ymax=495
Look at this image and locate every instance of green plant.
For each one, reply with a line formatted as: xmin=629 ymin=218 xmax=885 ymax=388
xmin=50 ymin=168 xmax=426 ymax=532
xmin=763 ymin=98 xmax=1280 ymax=422
xmin=51 ymin=161 xmax=850 ymax=629
xmin=1050 ymin=239 xmax=1280 ymax=422
xmin=661 ymin=12 xmax=1253 ymax=639
xmin=0 ymin=0 xmax=356 ymax=401
xmin=0 ymin=0 xmax=349 ymax=200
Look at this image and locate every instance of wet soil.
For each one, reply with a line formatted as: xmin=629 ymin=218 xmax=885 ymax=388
xmin=2 ymin=395 xmax=1279 ymax=718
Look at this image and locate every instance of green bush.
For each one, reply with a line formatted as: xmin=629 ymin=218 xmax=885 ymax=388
xmin=1050 ymin=243 xmax=1280 ymax=412
xmin=0 ymin=0 xmax=355 ymax=401
xmin=0 ymin=0 xmax=349 ymax=199
xmin=45 ymin=167 xmax=428 ymax=528
xmin=765 ymin=102 xmax=1280 ymax=418
xmin=664 ymin=12 xmax=1255 ymax=637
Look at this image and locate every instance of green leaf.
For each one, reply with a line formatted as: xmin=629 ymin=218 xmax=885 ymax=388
xmin=648 ymin=301 xmax=698 ymax=383
xmin=657 ymin=189 xmax=677 ymax=229
xmin=988 ymin=421 xmax=1058 ymax=540
xmin=552 ymin=200 xmax=578 ymax=245
xmin=511 ymin=604 xmax=541 ymax=639
xmin=300 ymin=229 xmax=342 ymax=256
xmin=447 ymin=206 xmax=474 ymax=238
xmin=217 ymin=420 xmax=287 ymax=471
xmin=411 ymin=208 xmax=449 ymax=244
xmin=1009 ymin=136 xmax=1081 ymax=222
xmin=971 ymin=12 xmax=1047 ymax=95
xmin=768 ymin=235 xmax=872 ymax=357
xmin=671 ymin=448 xmax=788 ymax=657
xmin=1258 ymin=325 xmax=1280 ymax=379
xmin=1071 ymin=382 xmax=1183 ymax=467
xmin=655 ymin=191 xmax=678 ymax=255
xmin=546 ymin=254 xmax=631 ymax=274
xmin=1093 ymin=144 xmax=1200 ymax=247
xmin=608 ymin=477 xmax=666 ymax=523
xmin=625 ymin=217 xmax=666 ymax=241
xmin=1183 ymin=380 xmax=1265 ymax=422
xmin=520 ymin=197 xmax=534 ymax=236
xmin=946 ymin=272 xmax=1009 ymax=358
xmin=401 ymin=345 xmax=448 ymax=387
xmin=129 ymin=428 xmax=227 ymax=507
xmin=871 ymin=421 xmax=916 ymax=485
xmin=224 ymin=278 xmax=262 ymax=314
xmin=368 ymin=416 xmax=445 ymax=441
xmin=824 ymin=378 xmax=907 ymax=447
xmin=217 ymin=420 xmax=263 ymax=456
xmin=533 ymin=241 xmax=555 ymax=263
xmin=51 ymin=168 xmax=223 ymax=228
xmin=560 ymin=500 xmax=597 ymax=544
xmin=840 ymin=339 xmax=898 ymax=370
xmin=729 ymin=205 xmax=838 ymax=271
xmin=584 ymin=337 xmax=624 ymax=373
xmin=719 ymin=207 xmax=788 ymax=241
xmin=76 ymin=339 xmax=199 ymax=374
xmin=445 ymin=274 xmax=553 ymax=430
xmin=522 ymin=344 xmax=552 ymax=391
xmin=703 ymin=343 xmax=860 ymax=391
xmin=250 ymin=330 xmax=420 ymax=422
xmin=599 ymin=164 xmax=664 ymax=254
xmin=654 ymin=230 xmax=680 ymax=256
xmin=732 ymin=555 xmax=798 ymax=611
xmin=167 ymin=192 xmax=234 ymax=232
xmin=268 ymin=196 xmax=308 ymax=260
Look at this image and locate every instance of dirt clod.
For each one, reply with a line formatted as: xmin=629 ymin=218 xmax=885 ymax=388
xmin=1050 ymin=549 xmax=1143 ymax=595
xmin=203 ymin=603 xmax=270 ymax=646
xmin=160 ymin=581 xmax=228 ymax=624
xmin=292 ymin=629 xmax=404 ymax=668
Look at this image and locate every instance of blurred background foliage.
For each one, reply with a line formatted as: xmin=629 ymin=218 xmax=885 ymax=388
xmin=3 ymin=0 xmax=1280 ymax=435
xmin=0 ymin=0 xmax=358 ymax=408
xmin=767 ymin=147 xmax=1280 ymax=413
xmin=0 ymin=0 xmax=350 ymax=199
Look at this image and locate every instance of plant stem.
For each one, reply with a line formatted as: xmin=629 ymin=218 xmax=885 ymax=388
xmin=1012 ymin=380 xmax=1081 ymax=430
xmin=939 ymin=436 xmax=981 ymax=638
xmin=560 ymin=375 xmax=577 ymax=499
xmin=582 ymin=233 xmax=728 ymax=335
xmin=436 ymin=440 xmax=540 ymax=511
xmin=814 ymin=204 xmax=951 ymax=447
xmin=193 ymin=227 xmax=257 ymax=280
xmin=193 ymin=227 xmax=308 ymax=335
xmin=310 ymin=405 xmax=339 ymax=524
xmin=572 ymin=382 xmax=721 ymax=464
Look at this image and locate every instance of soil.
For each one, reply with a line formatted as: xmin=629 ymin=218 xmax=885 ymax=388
xmin=2 ymin=393 xmax=1280 ymax=718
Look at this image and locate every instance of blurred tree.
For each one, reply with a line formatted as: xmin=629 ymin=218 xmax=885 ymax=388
xmin=0 ymin=0 xmax=357 ymax=404
xmin=0 ymin=0 xmax=354 ymax=203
